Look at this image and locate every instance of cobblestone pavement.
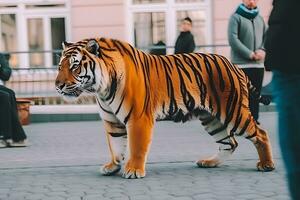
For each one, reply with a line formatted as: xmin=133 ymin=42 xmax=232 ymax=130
xmin=0 ymin=112 xmax=290 ymax=200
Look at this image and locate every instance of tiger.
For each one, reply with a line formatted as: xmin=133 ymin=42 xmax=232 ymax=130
xmin=55 ymin=37 xmax=275 ymax=179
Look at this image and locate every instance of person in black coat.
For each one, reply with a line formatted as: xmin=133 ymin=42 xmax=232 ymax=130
xmin=174 ymin=17 xmax=196 ymax=54
xmin=264 ymin=1 xmax=300 ymax=199
xmin=0 ymin=53 xmax=27 ymax=148
xmin=150 ymin=41 xmax=166 ymax=56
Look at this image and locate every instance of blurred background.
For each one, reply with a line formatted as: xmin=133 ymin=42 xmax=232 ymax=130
xmin=0 ymin=0 xmax=273 ymax=108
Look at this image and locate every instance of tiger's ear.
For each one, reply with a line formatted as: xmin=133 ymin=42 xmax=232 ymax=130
xmin=86 ymin=39 xmax=100 ymax=56
xmin=62 ymin=41 xmax=73 ymax=49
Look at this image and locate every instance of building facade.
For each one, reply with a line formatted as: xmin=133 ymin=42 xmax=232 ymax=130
xmin=0 ymin=0 xmax=273 ymax=68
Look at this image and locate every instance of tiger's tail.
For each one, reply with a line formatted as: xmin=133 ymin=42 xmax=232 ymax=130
xmin=247 ymin=81 xmax=271 ymax=105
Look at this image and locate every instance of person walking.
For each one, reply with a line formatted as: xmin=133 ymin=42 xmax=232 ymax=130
xmin=174 ymin=17 xmax=196 ymax=54
xmin=228 ymin=0 xmax=267 ymax=123
xmin=0 ymin=53 xmax=28 ymax=148
xmin=264 ymin=0 xmax=300 ymax=199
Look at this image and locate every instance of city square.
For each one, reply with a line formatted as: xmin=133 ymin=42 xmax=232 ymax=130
xmin=0 ymin=112 xmax=290 ymax=200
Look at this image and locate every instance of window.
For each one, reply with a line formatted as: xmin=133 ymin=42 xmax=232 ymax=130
xmin=26 ymin=16 xmax=67 ymax=68
xmin=0 ymin=14 xmax=18 ymax=68
xmin=28 ymin=18 xmax=45 ymax=67
xmin=128 ymin=0 xmax=212 ymax=54
xmin=0 ymin=1 xmax=70 ymax=68
xmin=51 ymin=18 xmax=66 ymax=66
xmin=134 ymin=12 xmax=165 ymax=51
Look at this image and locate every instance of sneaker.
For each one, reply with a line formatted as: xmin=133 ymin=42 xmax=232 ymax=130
xmin=0 ymin=140 xmax=8 ymax=148
xmin=9 ymin=140 xmax=28 ymax=147
xmin=5 ymin=139 xmax=13 ymax=145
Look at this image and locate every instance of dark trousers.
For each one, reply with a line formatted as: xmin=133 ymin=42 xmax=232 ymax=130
xmin=241 ymin=68 xmax=264 ymax=121
xmin=0 ymin=85 xmax=27 ymax=142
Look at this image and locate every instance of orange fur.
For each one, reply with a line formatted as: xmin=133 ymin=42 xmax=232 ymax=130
xmin=55 ymin=38 xmax=275 ymax=178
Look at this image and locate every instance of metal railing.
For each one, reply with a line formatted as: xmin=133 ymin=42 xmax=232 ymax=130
xmin=6 ymin=67 xmax=61 ymax=105
xmin=6 ymin=66 xmax=98 ymax=105
xmin=7 ymin=44 xmax=272 ymax=105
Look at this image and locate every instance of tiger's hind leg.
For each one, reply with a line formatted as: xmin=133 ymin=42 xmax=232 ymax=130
xmin=100 ymin=120 xmax=127 ymax=176
xmin=236 ymin=110 xmax=275 ymax=171
xmin=196 ymin=111 xmax=238 ymax=168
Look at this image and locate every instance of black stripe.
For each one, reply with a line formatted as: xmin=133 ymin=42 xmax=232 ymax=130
xmin=218 ymin=56 xmax=238 ymax=126
xmin=172 ymin=55 xmax=192 ymax=82
xmin=183 ymin=54 xmax=208 ymax=107
xmin=245 ymin=131 xmax=257 ymax=139
xmin=172 ymin=56 xmax=195 ymax=111
xmin=201 ymin=116 xmax=215 ymax=126
xmin=216 ymin=141 xmax=235 ymax=151
xmin=219 ymin=56 xmax=246 ymax=134
xmin=152 ymin=55 xmax=160 ymax=78
xmin=104 ymin=120 xmax=126 ymax=129
xmin=161 ymin=56 xmax=173 ymax=74
xmin=106 ymin=70 xmax=118 ymax=103
xmin=211 ymin=55 xmax=225 ymax=92
xmin=115 ymin=94 xmax=125 ymax=115
xmin=140 ymin=53 xmax=151 ymax=113
xmin=191 ymin=54 xmax=207 ymax=107
xmin=129 ymin=45 xmax=140 ymax=70
xmin=238 ymin=115 xmax=251 ymax=136
xmin=158 ymin=56 xmax=178 ymax=116
xmin=216 ymin=135 xmax=237 ymax=150
xmin=112 ymin=40 xmax=139 ymax=72
xmin=111 ymin=41 xmax=124 ymax=56
xmin=108 ymin=132 xmax=127 ymax=137
xmin=189 ymin=53 xmax=203 ymax=72
xmin=81 ymin=53 xmax=96 ymax=85
xmin=208 ymin=125 xmax=227 ymax=136
xmin=96 ymin=98 xmax=114 ymax=114
xmin=124 ymin=106 xmax=134 ymax=124
xmin=203 ymin=54 xmax=221 ymax=115
xmin=224 ymin=90 xmax=239 ymax=126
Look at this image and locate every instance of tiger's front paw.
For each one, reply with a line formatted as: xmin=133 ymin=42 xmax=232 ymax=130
xmin=122 ymin=168 xmax=145 ymax=179
xmin=100 ymin=162 xmax=121 ymax=176
xmin=257 ymin=160 xmax=275 ymax=172
xmin=122 ymin=161 xmax=145 ymax=179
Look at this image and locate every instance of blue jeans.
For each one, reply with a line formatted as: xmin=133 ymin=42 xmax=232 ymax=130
xmin=272 ymin=71 xmax=300 ymax=200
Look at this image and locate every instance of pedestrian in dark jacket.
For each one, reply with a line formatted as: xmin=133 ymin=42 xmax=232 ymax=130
xmin=174 ymin=17 xmax=195 ymax=54
xmin=228 ymin=0 xmax=267 ymax=123
xmin=264 ymin=1 xmax=300 ymax=199
xmin=0 ymin=53 xmax=28 ymax=148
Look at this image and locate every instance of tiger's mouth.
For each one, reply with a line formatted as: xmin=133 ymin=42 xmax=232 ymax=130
xmin=61 ymin=90 xmax=82 ymax=97
xmin=56 ymin=87 xmax=83 ymax=98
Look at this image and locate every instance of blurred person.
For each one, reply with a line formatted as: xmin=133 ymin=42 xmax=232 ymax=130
xmin=150 ymin=40 xmax=166 ymax=56
xmin=228 ymin=0 xmax=267 ymax=123
xmin=0 ymin=53 xmax=28 ymax=148
xmin=264 ymin=0 xmax=300 ymax=199
xmin=174 ymin=17 xmax=195 ymax=54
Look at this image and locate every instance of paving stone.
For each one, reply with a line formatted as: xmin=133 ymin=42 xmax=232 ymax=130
xmin=65 ymin=196 xmax=83 ymax=200
xmin=0 ymin=114 xmax=291 ymax=200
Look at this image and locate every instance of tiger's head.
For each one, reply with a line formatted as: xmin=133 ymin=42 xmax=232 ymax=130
xmin=55 ymin=39 xmax=105 ymax=101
